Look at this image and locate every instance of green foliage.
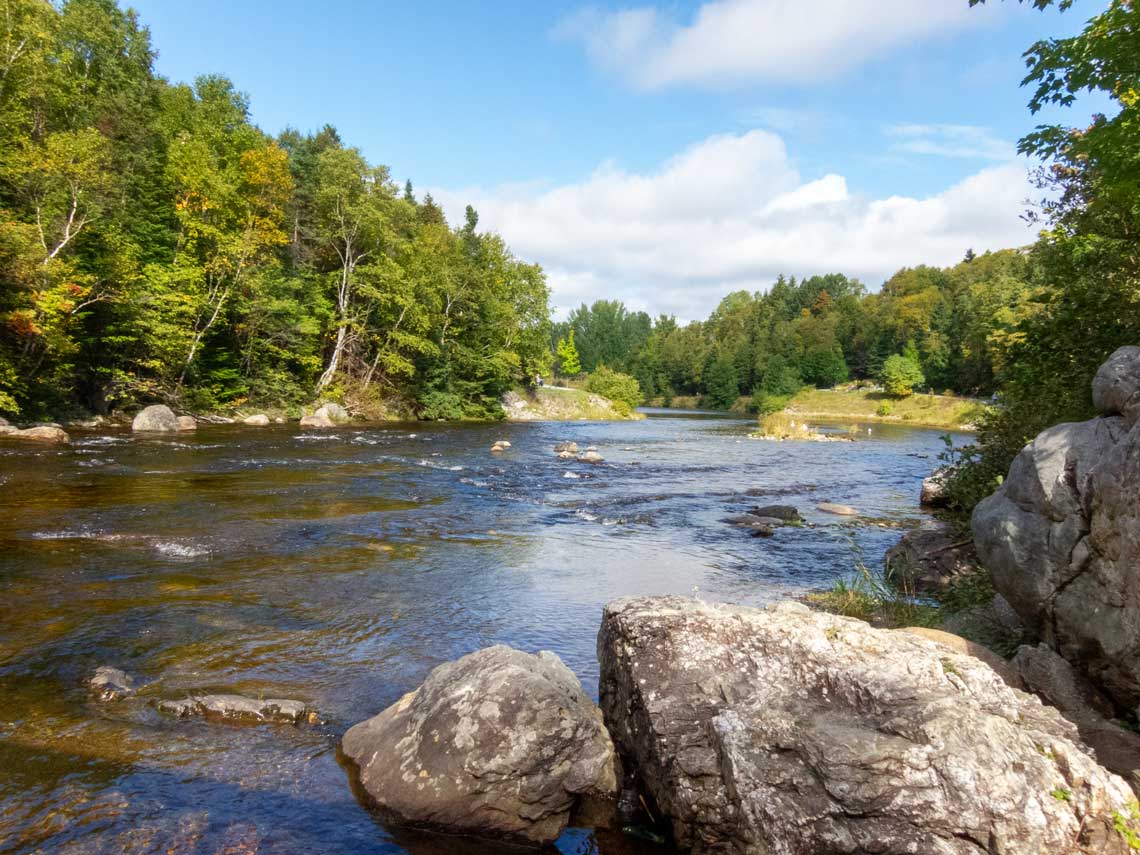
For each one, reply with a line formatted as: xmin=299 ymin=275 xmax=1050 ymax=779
xmin=881 ymin=353 xmax=925 ymax=397
xmin=556 ymin=328 xmax=582 ymax=376
xmin=0 ymin=0 xmax=549 ymax=419
xmin=585 ymin=365 xmax=642 ymax=411
xmin=1113 ymin=802 xmax=1140 ymax=851
xmin=876 ymin=401 xmax=893 ymax=417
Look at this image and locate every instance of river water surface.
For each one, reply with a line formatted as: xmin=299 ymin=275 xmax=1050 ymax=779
xmin=0 ymin=410 xmax=957 ymax=855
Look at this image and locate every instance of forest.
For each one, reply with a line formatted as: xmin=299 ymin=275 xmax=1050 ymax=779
xmin=0 ymin=0 xmax=551 ymax=422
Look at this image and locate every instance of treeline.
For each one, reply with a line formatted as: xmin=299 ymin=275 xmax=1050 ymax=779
xmin=0 ymin=0 xmax=550 ymax=421
xmin=553 ymin=249 xmax=1035 ymax=410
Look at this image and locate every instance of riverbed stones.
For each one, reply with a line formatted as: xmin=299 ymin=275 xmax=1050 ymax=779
xmin=749 ymin=504 xmax=802 ymax=522
xmin=972 ymin=346 xmax=1140 ymax=711
xmin=158 ymin=694 xmax=316 ymax=725
xmin=577 ymin=449 xmax=604 ymax=464
xmin=491 ymin=439 xmax=511 ymax=452
xmin=242 ymin=414 xmax=270 ymax=426
xmin=132 ymin=404 xmax=180 ymax=432
xmin=816 ymin=501 xmax=857 ymax=516
xmin=89 ymin=666 xmax=136 ymax=701
xmin=554 ymin=441 xmax=579 ymax=454
xmin=176 ymin=415 xmax=197 ymax=431
xmin=884 ymin=521 xmax=979 ymax=594
xmin=598 ymin=596 xmax=1135 ymax=855
xmin=341 ymin=645 xmax=617 ymax=846
xmin=2 ymin=425 xmax=70 ymax=443
xmin=300 ymin=402 xmax=350 ymax=428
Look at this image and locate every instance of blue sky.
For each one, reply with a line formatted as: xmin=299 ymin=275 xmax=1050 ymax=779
xmin=128 ymin=0 xmax=1112 ymax=319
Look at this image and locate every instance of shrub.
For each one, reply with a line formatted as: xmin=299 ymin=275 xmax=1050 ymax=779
xmin=881 ymin=353 xmax=925 ymax=397
xmin=585 ymin=365 xmax=642 ymax=411
xmin=875 ymin=401 xmax=893 ymax=417
xmin=750 ymin=390 xmax=790 ymax=416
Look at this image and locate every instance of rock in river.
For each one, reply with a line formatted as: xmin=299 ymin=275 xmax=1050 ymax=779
xmin=2 ymin=425 xmax=70 ymax=443
xmin=749 ymin=504 xmax=802 ymax=522
xmin=176 ymin=415 xmax=197 ymax=431
xmin=341 ymin=645 xmax=617 ymax=847
xmin=89 ymin=666 xmax=136 ymax=701
xmin=158 ymin=694 xmax=317 ymax=725
xmin=243 ymin=414 xmax=270 ymax=426
xmin=554 ymin=441 xmax=579 ymax=454
xmin=884 ymin=521 xmax=979 ymax=594
xmin=577 ymin=450 xmax=604 ymax=464
xmin=816 ymin=501 xmax=857 ymax=516
xmin=598 ymin=596 xmax=1135 ymax=855
xmin=132 ymin=404 xmax=180 ymax=432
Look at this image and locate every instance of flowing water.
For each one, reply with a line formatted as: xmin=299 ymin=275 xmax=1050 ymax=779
xmin=0 ymin=410 xmax=959 ymax=855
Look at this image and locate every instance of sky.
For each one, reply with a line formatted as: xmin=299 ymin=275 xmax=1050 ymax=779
xmin=128 ymin=0 xmax=1113 ymax=321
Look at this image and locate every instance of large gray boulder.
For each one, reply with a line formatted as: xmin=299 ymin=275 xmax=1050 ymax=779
xmin=341 ymin=645 xmax=617 ymax=847
xmin=132 ymin=404 xmax=180 ymax=432
xmin=972 ymin=346 xmax=1140 ymax=711
xmin=599 ymin=596 xmax=1135 ymax=855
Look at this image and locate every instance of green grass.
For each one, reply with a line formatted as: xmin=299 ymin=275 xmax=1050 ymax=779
xmin=784 ymin=386 xmax=984 ymax=430
xmin=506 ymin=387 xmax=642 ymax=421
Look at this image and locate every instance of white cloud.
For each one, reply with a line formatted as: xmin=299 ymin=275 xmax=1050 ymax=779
xmin=887 ymin=124 xmax=1014 ymax=160
xmin=431 ymin=130 xmax=1037 ymax=322
xmin=557 ymin=0 xmax=999 ymax=90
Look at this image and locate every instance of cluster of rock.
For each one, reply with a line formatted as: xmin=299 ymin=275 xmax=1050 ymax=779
xmin=0 ymin=422 xmax=70 ymax=443
xmin=132 ymin=404 xmax=196 ymax=432
xmin=972 ymin=346 xmax=1140 ymax=715
xmin=553 ymin=441 xmax=604 ymax=464
xmin=336 ymin=596 xmax=1139 ymax=852
xmin=300 ymin=402 xmax=350 ymax=428
xmin=884 ymin=520 xmax=978 ymax=595
xmin=490 ymin=439 xmax=511 ymax=453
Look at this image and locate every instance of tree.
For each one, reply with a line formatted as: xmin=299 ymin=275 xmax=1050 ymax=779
xmin=556 ymin=328 xmax=581 ymax=376
xmin=585 ymin=365 xmax=641 ymax=412
xmin=881 ymin=353 xmax=925 ymax=397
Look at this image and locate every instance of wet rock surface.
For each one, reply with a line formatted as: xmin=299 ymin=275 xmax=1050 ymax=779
xmin=2 ymin=425 xmax=70 ymax=443
xmin=598 ymin=596 xmax=1135 ymax=855
xmin=157 ymin=694 xmax=316 ymax=725
xmin=973 ymin=346 xmax=1140 ymax=711
xmin=341 ymin=645 xmax=617 ymax=847
xmin=816 ymin=501 xmax=857 ymax=516
xmin=89 ymin=666 xmax=136 ymax=701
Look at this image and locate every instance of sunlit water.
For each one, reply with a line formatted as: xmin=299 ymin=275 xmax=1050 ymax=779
xmin=0 ymin=410 xmax=958 ymax=854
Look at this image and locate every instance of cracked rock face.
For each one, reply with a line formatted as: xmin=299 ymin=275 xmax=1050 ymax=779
xmin=341 ymin=645 xmax=617 ymax=847
xmin=972 ymin=346 xmax=1140 ymax=712
xmin=598 ymin=596 xmax=1134 ymax=855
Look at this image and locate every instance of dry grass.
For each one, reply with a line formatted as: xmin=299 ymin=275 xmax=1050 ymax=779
xmin=757 ymin=412 xmax=827 ymax=440
xmin=786 ymin=387 xmax=984 ymax=430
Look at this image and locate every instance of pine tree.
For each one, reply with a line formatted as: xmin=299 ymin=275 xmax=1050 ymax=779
xmin=556 ymin=329 xmax=582 ymax=376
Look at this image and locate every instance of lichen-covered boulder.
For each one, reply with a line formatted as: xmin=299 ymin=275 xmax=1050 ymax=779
xmin=132 ymin=404 xmax=180 ymax=432
xmin=341 ymin=645 xmax=617 ymax=846
xmin=599 ymin=596 xmax=1135 ymax=855
xmin=972 ymin=346 xmax=1140 ymax=711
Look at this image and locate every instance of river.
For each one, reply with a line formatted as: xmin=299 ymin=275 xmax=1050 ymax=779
xmin=0 ymin=410 xmax=959 ymax=854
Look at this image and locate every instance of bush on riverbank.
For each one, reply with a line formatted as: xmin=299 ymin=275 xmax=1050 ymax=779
xmin=784 ymin=386 xmax=983 ymax=430
xmin=584 ymin=366 xmax=642 ymax=412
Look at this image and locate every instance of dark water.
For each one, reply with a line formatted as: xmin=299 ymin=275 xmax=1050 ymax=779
xmin=0 ymin=410 xmax=957 ymax=855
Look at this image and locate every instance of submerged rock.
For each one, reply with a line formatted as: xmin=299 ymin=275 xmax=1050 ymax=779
xmin=158 ymin=694 xmax=317 ymax=725
xmin=749 ymin=504 xmax=802 ymax=522
xmin=89 ymin=666 xmax=136 ymax=701
xmin=341 ymin=645 xmax=617 ymax=847
xmin=132 ymin=404 xmax=180 ymax=432
xmin=972 ymin=346 xmax=1140 ymax=711
xmin=816 ymin=501 xmax=857 ymax=516
xmin=598 ymin=596 xmax=1135 ymax=855
xmin=884 ymin=521 xmax=979 ymax=594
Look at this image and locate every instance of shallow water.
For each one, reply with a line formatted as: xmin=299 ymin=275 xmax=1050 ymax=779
xmin=0 ymin=411 xmax=957 ymax=854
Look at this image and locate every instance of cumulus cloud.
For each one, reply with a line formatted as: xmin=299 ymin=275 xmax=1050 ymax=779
xmin=557 ymin=0 xmax=998 ymax=90
xmin=431 ymin=130 xmax=1037 ymax=321
xmin=887 ymin=124 xmax=1015 ymax=160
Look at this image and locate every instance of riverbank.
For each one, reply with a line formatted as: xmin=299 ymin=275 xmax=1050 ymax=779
xmin=784 ymin=387 xmax=983 ymax=430
xmin=502 ymin=387 xmax=643 ymax=421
